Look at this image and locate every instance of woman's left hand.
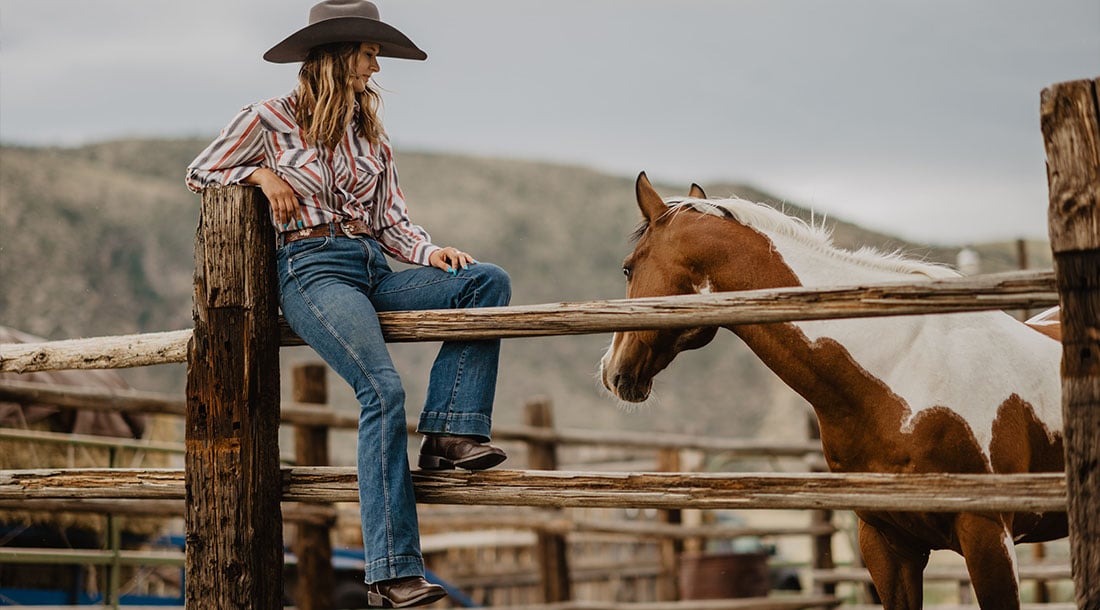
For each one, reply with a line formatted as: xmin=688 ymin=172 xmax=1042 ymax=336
xmin=429 ymin=247 xmax=476 ymax=274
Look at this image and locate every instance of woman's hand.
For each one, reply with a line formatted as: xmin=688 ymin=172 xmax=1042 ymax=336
xmin=246 ymin=168 xmax=300 ymax=229
xmin=429 ymin=247 xmax=476 ymax=274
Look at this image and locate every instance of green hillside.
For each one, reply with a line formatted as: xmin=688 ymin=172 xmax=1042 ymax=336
xmin=0 ymin=140 xmax=1053 ymax=458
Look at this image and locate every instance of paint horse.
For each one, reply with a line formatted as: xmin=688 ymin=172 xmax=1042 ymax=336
xmin=600 ymin=173 xmax=1065 ymax=610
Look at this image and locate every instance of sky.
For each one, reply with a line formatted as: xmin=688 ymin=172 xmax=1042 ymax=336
xmin=2 ymin=0 xmax=1098 ymax=244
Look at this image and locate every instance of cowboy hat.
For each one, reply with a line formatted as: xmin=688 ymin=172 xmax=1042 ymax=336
xmin=264 ymin=0 xmax=426 ymax=63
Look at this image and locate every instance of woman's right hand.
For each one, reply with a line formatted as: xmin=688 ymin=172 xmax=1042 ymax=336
xmin=246 ymin=168 xmax=300 ymax=230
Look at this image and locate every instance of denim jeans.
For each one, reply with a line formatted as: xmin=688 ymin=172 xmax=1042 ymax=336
xmin=276 ymin=232 xmax=510 ymax=583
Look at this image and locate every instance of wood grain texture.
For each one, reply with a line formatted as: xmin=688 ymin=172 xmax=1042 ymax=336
xmin=0 ymin=271 xmax=1056 ymax=372
xmin=185 ymin=186 xmax=283 ymax=610
xmin=0 ymin=468 xmax=1067 ymax=513
xmin=1043 ymin=77 xmax=1100 ymax=608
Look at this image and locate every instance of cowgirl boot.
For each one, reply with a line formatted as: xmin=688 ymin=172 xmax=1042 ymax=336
xmin=418 ymin=434 xmax=507 ymax=471
xmin=367 ymin=576 xmax=446 ymax=608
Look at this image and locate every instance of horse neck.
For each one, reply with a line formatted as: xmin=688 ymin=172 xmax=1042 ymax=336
xmin=700 ymin=226 xmax=1062 ymax=471
xmin=700 ymin=227 xmax=938 ymax=464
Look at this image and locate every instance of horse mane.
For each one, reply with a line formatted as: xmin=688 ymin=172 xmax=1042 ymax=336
xmin=662 ymin=196 xmax=960 ymax=279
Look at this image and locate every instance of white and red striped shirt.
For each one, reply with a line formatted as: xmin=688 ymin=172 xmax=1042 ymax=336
xmin=186 ymin=93 xmax=440 ymax=266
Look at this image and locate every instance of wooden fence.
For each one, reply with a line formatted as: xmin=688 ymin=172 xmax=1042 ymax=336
xmin=0 ymin=377 xmax=1077 ymax=607
xmin=0 ymin=77 xmax=1096 ymax=608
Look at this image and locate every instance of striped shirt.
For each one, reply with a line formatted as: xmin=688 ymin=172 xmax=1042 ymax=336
xmin=186 ymin=93 xmax=439 ymax=266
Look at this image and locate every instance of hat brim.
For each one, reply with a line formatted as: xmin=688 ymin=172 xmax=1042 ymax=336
xmin=263 ymin=17 xmax=427 ymax=63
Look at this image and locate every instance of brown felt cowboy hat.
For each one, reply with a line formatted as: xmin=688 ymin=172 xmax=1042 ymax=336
xmin=264 ymin=0 xmax=426 ymax=63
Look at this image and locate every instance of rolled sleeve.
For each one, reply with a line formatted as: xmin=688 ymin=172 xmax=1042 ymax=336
xmin=185 ymin=105 xmax=266 ymax=192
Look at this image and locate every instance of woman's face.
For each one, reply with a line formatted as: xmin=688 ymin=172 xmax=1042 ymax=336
xmin=351 ymin=42 xmax=381 ymax=93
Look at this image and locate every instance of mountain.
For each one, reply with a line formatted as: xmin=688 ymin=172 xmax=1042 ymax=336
xmin=0 ymin=140 xmax=1053 ymax=458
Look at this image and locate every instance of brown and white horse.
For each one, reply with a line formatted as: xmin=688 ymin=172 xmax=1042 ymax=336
xmin=600 ymin=173 xmax=1065 ymax=609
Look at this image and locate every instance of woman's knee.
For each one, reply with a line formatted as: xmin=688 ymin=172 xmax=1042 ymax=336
xmin=356 ymin=368 xmax=407 ymax=413
xmin=470 ymin=262 xmax=510 ymax=306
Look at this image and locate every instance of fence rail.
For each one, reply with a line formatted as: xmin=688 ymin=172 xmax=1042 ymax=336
xmin=0 ymin=467 xmax=1067 ymax=512
xmin=0 ymin=271 xmax=1056 ymax=374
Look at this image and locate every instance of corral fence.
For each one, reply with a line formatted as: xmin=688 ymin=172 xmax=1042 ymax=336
xmin=0 ymin=374 xmax=836 ymax=605
xmin=0 ymin=376 xmax=1077 ymax=607
xmin=0 ymin=79 xmax=1097 ymax=609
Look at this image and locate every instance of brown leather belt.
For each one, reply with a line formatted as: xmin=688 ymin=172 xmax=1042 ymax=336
xmin=280 ymin=220 xmax=372 ymax=245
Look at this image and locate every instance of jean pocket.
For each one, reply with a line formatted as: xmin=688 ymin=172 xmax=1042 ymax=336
xmin=283 ymin=235 xmax=332 ymax=263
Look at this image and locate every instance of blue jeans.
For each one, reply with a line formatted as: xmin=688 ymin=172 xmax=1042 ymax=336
xmin=276 ymin=232 xmax=510 ymax=583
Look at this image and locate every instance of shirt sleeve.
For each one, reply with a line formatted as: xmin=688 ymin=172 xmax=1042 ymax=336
xmin=372 ymin=140 xmax=441 ymax=267
xmin=185 ymin=105 xmax=267 ymax=193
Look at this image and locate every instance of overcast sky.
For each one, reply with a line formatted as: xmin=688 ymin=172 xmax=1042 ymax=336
xmin=2 ymin=0 xmax=1097 ymax=244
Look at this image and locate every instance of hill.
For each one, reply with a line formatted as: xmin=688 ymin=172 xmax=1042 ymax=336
xmin=0 ymin=140 xmax=1053 ymax=459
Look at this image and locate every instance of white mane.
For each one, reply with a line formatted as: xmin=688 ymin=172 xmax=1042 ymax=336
xmin=666 ymin=196 xmax=959 ymax=279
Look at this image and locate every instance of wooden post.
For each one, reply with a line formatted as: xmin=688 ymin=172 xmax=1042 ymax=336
xmin=807 ymin=414 xmax=837 ymax=598
xmin=292 ymin=364 xmax=335 ymax=610
xmin=1017 ymin=238 xmax=1032 ymax=320
xmin=1041 ymin=77 xmax=1100 ymax=607
xmin=524 ymin=397 xmax=572 ymax=602
xmin=186 ymin=185 xmax=283 ymax=609
xmin=655 ymin=448 xmax=682 ymax=601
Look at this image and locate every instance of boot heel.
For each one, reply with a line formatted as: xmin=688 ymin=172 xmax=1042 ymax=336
xmin=367 ymin=590 xmax=391 ymax=608
xmin=417 ymin=454 xmax=454 ymax=470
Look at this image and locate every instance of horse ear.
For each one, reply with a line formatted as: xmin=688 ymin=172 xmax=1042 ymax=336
xmin=689 ymin=183 xmax=707 ymax=199
xmin=636 ymin=172 xmax=667 ymax=223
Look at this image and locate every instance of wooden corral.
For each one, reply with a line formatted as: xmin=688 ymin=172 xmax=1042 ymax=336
xmin=0 ymin=326 xmax=178 ymax=605
xmin=1 ymin=376 xmax=1080 ymax=607
xmin=0 ymin=77 xmax=1096 ymax=609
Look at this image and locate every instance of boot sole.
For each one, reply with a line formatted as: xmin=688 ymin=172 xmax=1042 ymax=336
xmin=368 ymin=588 xmax=447 ymax=608
xmin=418 ymin=451 xmax=507 ymax=471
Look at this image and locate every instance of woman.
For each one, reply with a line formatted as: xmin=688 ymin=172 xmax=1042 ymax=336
xmin=186 ymin=1 xmax=510 ymax=606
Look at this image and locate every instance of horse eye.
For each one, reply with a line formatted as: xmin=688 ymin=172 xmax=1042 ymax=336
xmin=622 ymin=266 xmax=632 ymax=279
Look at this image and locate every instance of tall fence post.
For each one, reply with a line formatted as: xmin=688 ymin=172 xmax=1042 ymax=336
xmin=1041 ymin=77 xmax=1100 ymax=607
xmin=293 ymin=363 xmax=335 ymax=610
xmin=524 ymin=397 xmax=572 ymax=602
xmin=186 ymin=185 xmax=283 ymax=609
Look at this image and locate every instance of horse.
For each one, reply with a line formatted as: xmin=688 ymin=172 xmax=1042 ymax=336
xmin=600 ymin=173 xmax=1066 ymax=610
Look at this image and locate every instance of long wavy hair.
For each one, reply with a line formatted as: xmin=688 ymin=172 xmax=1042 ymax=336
xmin=295 ymin=42 xmax=384 ymax=149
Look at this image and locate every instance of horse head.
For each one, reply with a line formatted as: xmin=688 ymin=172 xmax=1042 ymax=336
xmin=600 ymin=172 xmax=793 ymax=402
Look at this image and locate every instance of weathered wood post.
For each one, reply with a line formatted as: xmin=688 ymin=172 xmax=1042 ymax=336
xmin=1041 ymin=77 xmax=1100 ymax=607
xmin=293 ymin=363 xmax=335 ymax=610
xmin=187 ymin=185 xmax=283 ymax=609
xmin=524 ymin=397 xmax=572 ymax=602
xmin=655 ymin=448 xmax=682 ymax=601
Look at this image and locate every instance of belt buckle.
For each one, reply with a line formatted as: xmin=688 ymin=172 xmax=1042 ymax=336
xmin=340 ymin=222 xmax=356 ymax=238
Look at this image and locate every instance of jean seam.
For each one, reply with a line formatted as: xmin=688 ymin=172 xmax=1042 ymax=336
xmin=373 ymin=274 xmax=470 ymax=298
xmin=444 ymin=285 xmax=479 ymax=420
xmin=287 ymin=257 xmax=397 ymax=572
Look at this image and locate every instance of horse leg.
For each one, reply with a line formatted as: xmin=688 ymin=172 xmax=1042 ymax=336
xmin=858 ymin=520 xmax=928 ymax=610
xmin=956 ymin=512 xmax=1021 ymax=609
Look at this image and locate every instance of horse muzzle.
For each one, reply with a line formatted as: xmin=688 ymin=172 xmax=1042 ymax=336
xmin=600 ymin=363 xmax=652 ymax=403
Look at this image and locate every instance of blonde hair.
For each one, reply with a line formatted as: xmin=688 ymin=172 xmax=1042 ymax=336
xmin=295 ymin=42 xmax=384 ymax=149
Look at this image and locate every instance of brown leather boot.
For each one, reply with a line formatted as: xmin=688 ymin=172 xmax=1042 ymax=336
xmin=367 ymin=576 xmax=446 ymax=608
xmin=418 ymin=434 xmax=507 ymax=471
